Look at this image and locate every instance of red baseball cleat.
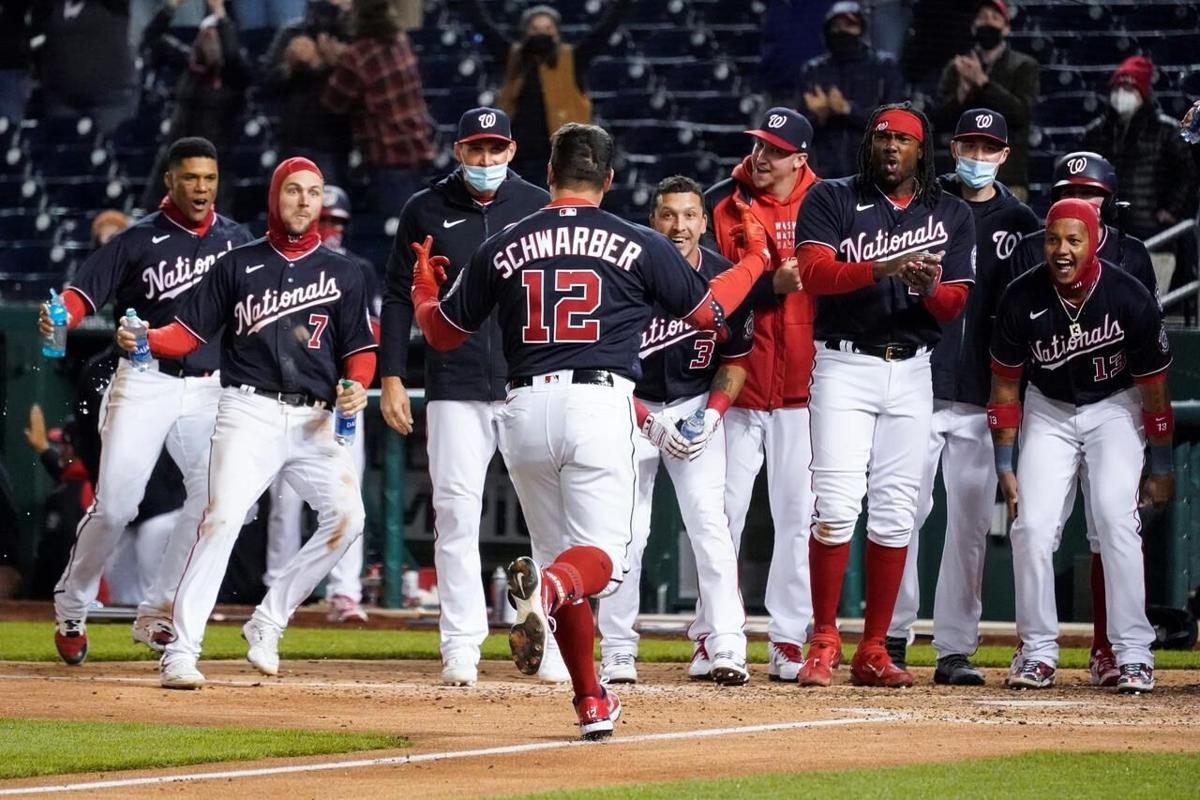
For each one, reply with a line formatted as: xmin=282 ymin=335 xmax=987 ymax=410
xmin=798 ymin=634 xmax=843 ymax=687
xmin=55 ymin=619 xmax=88 ymax=666
xmin=575 ymin=689 xmax=621 ymax=741
xmin=1089 ymin=646 xmax=1120 ymax=687
xmin=850 ymin=643 xmax=913 ymax=688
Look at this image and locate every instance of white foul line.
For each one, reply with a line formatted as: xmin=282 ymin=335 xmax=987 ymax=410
xmin=0 ymin=712 xmax=902 ymax=796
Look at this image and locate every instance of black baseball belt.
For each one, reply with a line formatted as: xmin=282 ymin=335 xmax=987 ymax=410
xmin=240 ymin=385 xmax=329 ymax=409
xmin=825 ymin=340 xmax=928 ymax=362
xmin=508 ymin=369 xmax=616 ymax=389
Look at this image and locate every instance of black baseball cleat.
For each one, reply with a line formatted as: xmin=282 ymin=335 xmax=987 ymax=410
xmin=885 ymin=636 xmax=908 ymax=671
xmin=506 ymin=557 xmax=550 ymax=676
xmin=934 ymin=653 xmax=986 ymax=686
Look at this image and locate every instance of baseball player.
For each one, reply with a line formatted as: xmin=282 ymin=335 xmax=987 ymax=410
xmin=1005 ymin=151 xmax=1158 ymax=687
xmin=265 ymin=185 xmax=378 ymax=624
xmin=40 ymin=137 xmax=252 ymax=665
xmin=409 ymin=123 xmax=769 ymax=739
xmin=596 ymin=175 xmax=758 ymax=687
xmin=702 ymin=107 xmax=817 ymax=682
xmin=793 ymin=103 xmax=976 ymax=687
xmin=887 ymin=109 xmax=1039 ymax=684
xmin=119 ymin=157 xmax=377 ymax=689
xmin=379 ymin=107 xmax=561 ymax=686
xmin=989 ymin=197 xmax=1171 ymax=694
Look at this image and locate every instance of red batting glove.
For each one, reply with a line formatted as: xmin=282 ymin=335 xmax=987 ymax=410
xmin=732 ymin=195 xmax=770 ymax=273
xmin=410 ymin=235 xmax=450 ymax=306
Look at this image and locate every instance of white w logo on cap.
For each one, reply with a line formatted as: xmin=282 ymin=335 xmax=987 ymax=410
xmin=1067 ymin=156 xmax=1088 ymax=174
xmin=767 ymin=114 xmax=787 ymax=129
xmin=479 ymin=112 xmax=497 ymax=128
xmin=975 ymin=113 xmax=994 ymax=128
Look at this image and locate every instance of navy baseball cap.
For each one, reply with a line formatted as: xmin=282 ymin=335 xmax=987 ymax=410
xmin=745 ymin=107 xmax=812 ymax=153
xmin=457 ymin=107 xmax=514 ymax=144
xmin=953 ymin=108 xmax=1008 ymax=146
xmin=321 ymin=185 xmax=352 ymax=220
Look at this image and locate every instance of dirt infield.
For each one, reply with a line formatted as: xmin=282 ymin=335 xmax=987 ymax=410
xmin=1 ymin=659 xmax=1197 ymax=798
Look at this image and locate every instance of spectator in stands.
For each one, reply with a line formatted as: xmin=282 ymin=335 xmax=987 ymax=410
xmin=900 ymin=0 xmax=974 ymax=95
xmin=261 ymin=0 xmax=354 ymax=187
xmin=322 ymin=0 xmax=434 ymax=218
xmin=799 ymin=2 xmax=906 ymax=179
xmin=761 ymin=0 xmax=835 ymax=108
xmin=138 ymin=0 xmax=250 ymax=214
xmin=931 ymin=0 xmax=1037 ymax=199
xmin=33 ymin=0 xmax=139 ymax=136
xmin=91 ymin=209 xmax=131 ymax=248
xmin=234 ymin=0 xmax=306 ymax=30
xmin=861 ymin=0 xmax=912 ymax=61
xmin=0 ymin=1 xmax=33 ymax=125
xmin=464 ymin=0 xmax=631 ymax=183
xmin=1083 ymin=56 xmax=1196 ymax=242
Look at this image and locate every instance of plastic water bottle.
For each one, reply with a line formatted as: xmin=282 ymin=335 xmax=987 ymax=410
xmin=42 ymin=289 xmax=68 ymax=358
xmin=334 ymin=379 xmax=357 ymax=446
xmin=676 ymin=408 xmax=707 ymax=441
xmin=124 ymin=309 xmax=152 ymax=371
xmin=1182 ymin=108 xmax=1200 ymax=144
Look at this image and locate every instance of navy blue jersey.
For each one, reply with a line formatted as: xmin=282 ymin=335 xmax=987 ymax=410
xmin=991 ymin=261 xmax=1170 ymax=406
xmin=439 ymin=202 xmax=712 ymax=380
xmin=635 ymin=247 xmax=754 ymax=403
xmin=795 ymin=176 xmax=977 ymax=346
xmin=175 ymin=239 xmax=377 ymax=404
xmin=69 ymin=211 xmax=253 ymax=374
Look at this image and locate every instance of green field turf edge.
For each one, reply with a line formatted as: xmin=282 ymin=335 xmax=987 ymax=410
xmin=499 ymin=751 xmax=1200 ymax=800
xmin=0 ymin=718 xmax=407 ymax=780
xmin=2 ymin=621 xmax=1198 ymax=669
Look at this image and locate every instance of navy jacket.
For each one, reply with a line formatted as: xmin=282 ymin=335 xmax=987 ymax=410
xmin=380 ymin=168 xmax=549 ymax=401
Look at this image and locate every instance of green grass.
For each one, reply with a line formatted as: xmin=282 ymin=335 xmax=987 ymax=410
xmin=503 ymin=752 xmax=1200 ymax=800
xmin=0 ymin=718 xmax=406 ymax=780
xmin=3 ymin=621 xmax=1198 ymax=669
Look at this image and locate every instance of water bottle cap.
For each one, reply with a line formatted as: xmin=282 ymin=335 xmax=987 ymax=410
xmin=125 ymin=308 xmax=136 ymax=318
xmin=341 ymin=379 xmax=354 ymax=389
xmin=49 ymin=288 xmax=58 ymax=300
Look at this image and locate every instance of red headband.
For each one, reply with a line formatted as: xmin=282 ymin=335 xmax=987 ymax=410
xmin=873 ymin=109 xmax=924 ymax=142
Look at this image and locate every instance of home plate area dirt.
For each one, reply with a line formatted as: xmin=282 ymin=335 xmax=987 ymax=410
xmin=0 ymin=660 xmax=1197 ymax=798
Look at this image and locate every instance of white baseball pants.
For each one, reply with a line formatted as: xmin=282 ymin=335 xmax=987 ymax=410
xmin=723 ymin=405 xmax=814 ymax=646
xmin=265 ymin=411 xmax=366 ymax=601
xmin=55 ymin=360 xmax=219 ymax=622
xmin=890 ymin=401 xmax=996 ymax=657
xmin=163 ymin=388 xmax=364 ymax=662
xmin=1010 ymin=386 xmax=1154 ymax=668
xmin=598 ymin=392 xmax=747 ymax=660
xmin=426 ymin=399 xmax=507 ymax=663
xmin=808 ymin=345 xmax=932 ymax=549
xmin=495 ymin=372 xmax=637 ymax=598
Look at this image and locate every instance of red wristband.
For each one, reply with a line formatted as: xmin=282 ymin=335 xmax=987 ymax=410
xmin=706 ymin=389 xmax=733 ymax=416
xmin=1142 ymin=408 xmax=1174 ymax=437
xmin=986 ymin=401 xmax=1021 ymax=430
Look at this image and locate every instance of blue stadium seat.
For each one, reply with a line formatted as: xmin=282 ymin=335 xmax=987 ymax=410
xmin=1034 ymin=92 xmax=1102 ymax=128
xmin=234 ymin=179 xmax=269 ymax=223
xmin=625 ymin=0 xmax=688 ymax=27
xmin=33 ymin=145 xmax=111 ymax=179
xmin=44 ymin=178 xmax=127 ymax=213
xmin=1147 ymin=35 xmax=1196 ymax=66
xmin=1020 ymin=3 xmax=1111 ymax=33
xmin=24 ymin=116 xmax=99 ymax=148
xmin=653 ymin=60 xmax=737 ymax=95
xmin=672 ymin=94 xmax=752 ymax=128
xmin=0 ymin=212 xmax=51 ymax=241
xmin=629 ymin=28 xmax=713 ymax=60
xmin=115 ymin=146 xmax=158 ymax=180
xmin=0 ymin=177 xmax=42 ymax=208
xmin=0 ymin=242 xmax=55 ymax=272
xmin=587 ymin=58 xmax=652 ymax=92
xmin=1058 ymin=34 xmax=1138 ymax=67
xmin=694 ymin=1 xmax=758 ymax=28
xmin=594 ymin=90 xmax=672 ymax=123
xmin=108 ymin=116 xmax=163 ymax=151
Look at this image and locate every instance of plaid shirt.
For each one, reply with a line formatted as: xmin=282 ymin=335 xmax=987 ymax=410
xmin=322 ymin=34 xmax=434 ymax=168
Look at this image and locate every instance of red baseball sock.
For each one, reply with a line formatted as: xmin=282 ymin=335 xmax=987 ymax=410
xmin=551 ymin=598 xmax=603 ymax=699
xmin=861 ymin=540 xmax=909 ymax=649
xmin=1090 ymin=553 xmax=1111 ymax=651
xmin=808 ymin=538 xmax=851 ymax=638
xmin=541 ymin=546 xmax=613 ymax=613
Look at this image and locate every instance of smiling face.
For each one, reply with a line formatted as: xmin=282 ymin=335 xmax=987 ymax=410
xmin=277 ymin=170 xmax=324 ymax=236
xmin=1045 ymin=217 xmax=1091 ymax=288
xmin=870 ymin=130 xmax=920 ymax=191
xmin=650 ymin=191 xmax=707 ymax=264
xmin=165 ymin=157 xmax=219 ymax=225
xmin=747 ymin=137 xmax=805 ymax=193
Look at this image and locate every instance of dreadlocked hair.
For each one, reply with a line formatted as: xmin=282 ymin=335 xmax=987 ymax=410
xmin=855 ymin=102 xmax=941 ymax=208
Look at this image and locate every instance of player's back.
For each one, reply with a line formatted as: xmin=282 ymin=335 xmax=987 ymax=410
xmin=458 ymin=200 xmax=710 ymax=381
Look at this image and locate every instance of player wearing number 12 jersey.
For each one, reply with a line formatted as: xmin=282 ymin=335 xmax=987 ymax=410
xmin=410 ymin=124 xmax=769 ymax=739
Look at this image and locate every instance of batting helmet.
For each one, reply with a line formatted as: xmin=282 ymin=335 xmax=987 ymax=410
xmin=1051 ymin=151 xmax=1119 ymax=222
xmin=321 ymin=185 xmax=352 ymax=221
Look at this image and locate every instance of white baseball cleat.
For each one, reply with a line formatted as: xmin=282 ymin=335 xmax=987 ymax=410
xmin=161 ymin=658 xmax=205 ymax=690
xmin=1116 ymin=663 xmax=1155 ymax=694
xmin=538 ymin=643 xmax=571 ymax=684
xmin=688 ymin=638 xmax=712 ymax=680
xmin=242 ymin=618 xmax=282 ymax=677
xmin=600 ymin=652 xmax=639 ymax=685
xmin=1007 ymin=658 xmax=1056 ymax=690
xmin=506 ymin=557 xmax=551 ymax=676
xmin=131 ymin=616 xmax=175 ymax=653
xmin=767 ymin=641 xmax=803 ymax=682
xmin=710 ymin=651 xmax=750 ymax=686
xmin=441 ymin=656 xmax=478 ymax=687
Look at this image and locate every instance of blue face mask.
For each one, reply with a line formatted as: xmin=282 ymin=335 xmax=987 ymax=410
xmin=462 ymin=163 xmax=508 ymax=193
xmin=955 ymin=155 xmax=999 ymax=189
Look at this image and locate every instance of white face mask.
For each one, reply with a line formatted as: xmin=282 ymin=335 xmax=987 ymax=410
xmin=1110 ymin=87 xmax=1141 ymax=117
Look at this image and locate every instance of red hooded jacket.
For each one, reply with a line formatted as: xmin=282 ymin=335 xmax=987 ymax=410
xmin=704 ymin=158 xmax=819 ymax=410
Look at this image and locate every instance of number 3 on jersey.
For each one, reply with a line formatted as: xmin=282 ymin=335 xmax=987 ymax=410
xmin=521 ymin=269 xmax=602 ymax=343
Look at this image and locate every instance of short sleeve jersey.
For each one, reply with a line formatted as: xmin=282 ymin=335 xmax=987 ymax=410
xmin=438 ymin=202 xmax=713 ymax=381
xmin=795 ymin=176 xmax=977 ymax=346
xmin=635 ymin=246 xmax=754 ymax=403
xmin=175 ymin=239 xmax=377 ymax=404
xmin=991 ymin=262 xmax=1170 ymax=405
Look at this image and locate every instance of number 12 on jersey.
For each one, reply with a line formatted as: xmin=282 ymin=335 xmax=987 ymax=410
xmin=521 ymin=269 xmax=602 ymax=343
